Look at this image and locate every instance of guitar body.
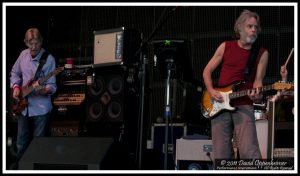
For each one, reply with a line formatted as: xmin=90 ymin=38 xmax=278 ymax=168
xmin=201 ymin=84 xmax=236 ymax=118
xmin=12 ymin=98 xmax=28 ymax=116
xmin=201 ymin=81 xmax=294 ymax=119
xmin=11 ymin=80 xmax=32 ymax=117
xmin=10 ymin=67 xmax=64 ymax=116
xmin=11 ymin=79 xmax=34 ymax=116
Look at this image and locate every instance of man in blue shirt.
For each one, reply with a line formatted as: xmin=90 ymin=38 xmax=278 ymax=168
xmin=10 ymin=28 xmax=57 ymax=166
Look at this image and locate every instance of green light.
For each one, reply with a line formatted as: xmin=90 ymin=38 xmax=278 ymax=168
xmin=164 ymin=40 xmax=171 ymax=46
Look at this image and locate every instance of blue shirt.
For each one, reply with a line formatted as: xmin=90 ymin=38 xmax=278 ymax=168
xmin=10 ymin=48 xmax=57 ymax=117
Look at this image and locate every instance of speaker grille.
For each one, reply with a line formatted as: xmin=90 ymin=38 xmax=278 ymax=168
xmin=88 ymin=77 xmax=105 ymax=97
xmin=86 ymin=101 xmax=105 ymax=121
xmin=106 ymin=100 xmax=123 ymax=121
xmin=86 ymin=66 xmax=125 ymax=123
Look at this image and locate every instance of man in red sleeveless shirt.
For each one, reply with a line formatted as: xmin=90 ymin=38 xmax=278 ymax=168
xmin=203 ymin=9 xmax=269 ymax=164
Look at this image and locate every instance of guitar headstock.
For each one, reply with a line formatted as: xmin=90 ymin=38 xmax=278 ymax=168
xmin=273 ymin=81 xmax=294 ymax=90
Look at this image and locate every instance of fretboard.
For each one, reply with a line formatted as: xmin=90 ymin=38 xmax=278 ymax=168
xmin=229 ymin=84 xmax=274 ymax=99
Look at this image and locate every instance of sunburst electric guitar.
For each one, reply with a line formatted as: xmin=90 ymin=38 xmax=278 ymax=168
xmin=201 ymin=81 xmax=294 ymax=119
xmin=12 ymin=67 xmax=64 ymax=116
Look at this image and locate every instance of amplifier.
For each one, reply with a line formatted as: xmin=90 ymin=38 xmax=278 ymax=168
xmin=267 ymin=99 xmax=294 ymax=159
xmin=93 ymin=27 xmax=141 ymax=66
xmin=60 ymin=67 xmax=92 ymax=85
xmin=176 ymin=139 xmax=214 ymax=161
xmin=176 ymin=138 xmax=214 ymax=170
xmin=94 ymin=27 xmax=125 ymax=66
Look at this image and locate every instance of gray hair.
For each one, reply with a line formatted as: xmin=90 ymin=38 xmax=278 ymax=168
xmin=234 ymin=9 xmax=261 ymax=38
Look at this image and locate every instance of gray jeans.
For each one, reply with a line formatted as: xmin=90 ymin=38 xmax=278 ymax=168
xmin=211 ymin=105 xmax=261 ymax=160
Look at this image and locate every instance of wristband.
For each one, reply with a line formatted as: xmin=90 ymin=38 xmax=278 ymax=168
xmin=13 ymin=85 xmax=20 ymax=91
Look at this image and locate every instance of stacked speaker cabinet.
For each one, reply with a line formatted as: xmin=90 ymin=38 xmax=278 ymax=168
xmin=88 ymin=27 xmax=142 ymax=158
xmin=89 ymin=27 xmax=141 ymax=125
xmin=85 ymin=65 xmax=128 ymax=138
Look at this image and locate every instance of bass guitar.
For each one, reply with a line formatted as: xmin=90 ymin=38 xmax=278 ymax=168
xmin=201 ymin=81 xmax=294 ymax=119
xmin=12 ymin=67 xmax=64 ymax=116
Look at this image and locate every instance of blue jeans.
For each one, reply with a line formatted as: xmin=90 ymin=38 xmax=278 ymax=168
xmin=16 ymin=113 xmax=50 ymax=162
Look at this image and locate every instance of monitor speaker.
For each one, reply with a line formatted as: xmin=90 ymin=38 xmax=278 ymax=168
xmin=18 ymin=137 xmax=114 ymax=170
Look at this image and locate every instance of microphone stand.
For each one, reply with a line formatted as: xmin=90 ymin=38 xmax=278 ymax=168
xmin=135 ymin=6 xmax=180 ymax=169
xmin=137 ymin=45 xmax=147 ymax=170
xmin=163 ymin=59 xmax=174 ymax=169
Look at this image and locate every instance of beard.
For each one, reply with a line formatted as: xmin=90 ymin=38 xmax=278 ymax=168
xmin=246 ymin=35 xmax=257 ymax=44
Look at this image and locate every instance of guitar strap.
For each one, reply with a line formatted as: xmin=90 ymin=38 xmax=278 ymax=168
xmin=34 ymin=51 xmax=49 ymax=81
xmin=244 ymin=41 xmax=261 ymax=81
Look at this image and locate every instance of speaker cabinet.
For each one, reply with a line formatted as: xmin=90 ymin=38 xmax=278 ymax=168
xmin=86 ymin=66 xmax=125 ymax=123
xmin=18 ymin=137 xmax=114 ymax=170
xmin=268 ymin=97 xmax=294 ymax=159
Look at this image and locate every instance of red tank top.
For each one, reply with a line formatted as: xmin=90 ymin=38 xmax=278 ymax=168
xmin=217 ymin=40 xmax=266 ymax=105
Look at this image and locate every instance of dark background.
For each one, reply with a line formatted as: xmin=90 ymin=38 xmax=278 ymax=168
xmin=4 ymin=4 xmax=295 ymax=170
xmin=5 ymin=5 xmax=295 ymax=122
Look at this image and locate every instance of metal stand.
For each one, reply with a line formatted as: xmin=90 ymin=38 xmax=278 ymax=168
xmin=135 ymin=7 xmax=179 ymax=169
xmin=163 ymin=59 xmax=174 ymax=170
xmin=137 ymin=53 xmax=147 ymax=169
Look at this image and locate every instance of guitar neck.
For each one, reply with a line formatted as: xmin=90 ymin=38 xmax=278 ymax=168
xmin=21 ymin=67 xmax=63 ymax=98
xmin=22 ymin=86 xmax=34 ymax=98
xmin=229 ymin=84 xmax=273 ymax=100
xmin=38 ymin=72 xmax=56 ymax=85
xmin=21 ymin=79 xmax=50 ymax=98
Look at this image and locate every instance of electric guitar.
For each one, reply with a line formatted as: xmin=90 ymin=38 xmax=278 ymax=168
xmin=12 ymin=67 xmax=64 ymax=116
xmin=201 ymin=81 xmax=294 ymax=119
